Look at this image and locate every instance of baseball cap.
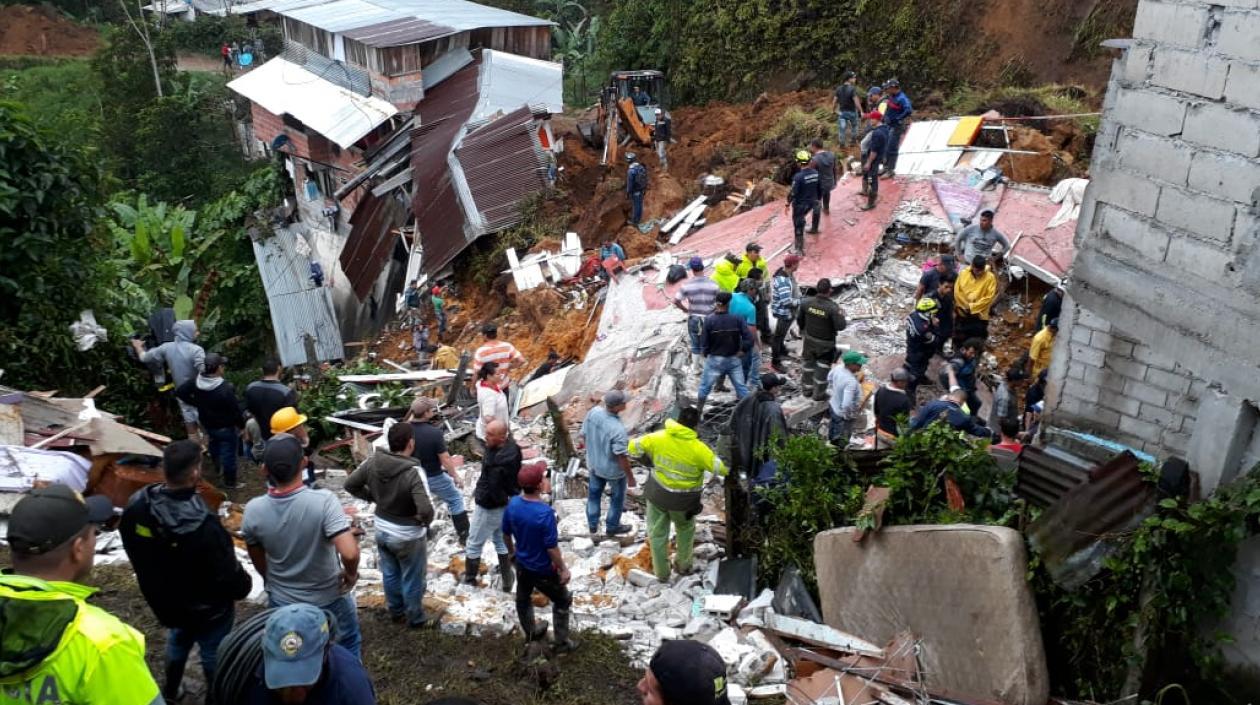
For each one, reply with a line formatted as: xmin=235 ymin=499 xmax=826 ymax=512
xmin=6 ymin=484 xmax=114 ymax=555
xmin=263 ymin=433 xmax=305 ymax=478
xmin=604 ymin=389 xmax=628 ymax=407
xmin=650 ymin=640 xmax=731 ymax=705
xmin=884 ymin=78 xmax=900 ymax=88
xmin=864 ymin=111 xmax=883 ymax=121
xmin=688 ymin=256 xmax=704 ymax=271
xmin=410 ymin=397 xmax=438 ymax=419
xmin=263 ymin=604 xmax=331 ymax=689
xmin=745 ymin=242 xmax=762 ymax=253
xmin=842 ymin=350 xmax=868 ymax=366
xmin=784 ymin=254 xmax=802 ymax=268
xmin=715 ymin=291 xmax=733 ymax=305
xmin=518 ymin=461 xmax=546 ymax=489
xmin=761 ymin=373 xmax=787 ymax=390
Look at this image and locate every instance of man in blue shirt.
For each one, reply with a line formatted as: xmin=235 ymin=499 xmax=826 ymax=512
xmin=580 ymin=390 xmax=635 ymax=537
xmin=880 ymin=79 xmax=912 ymax=177
xmin=503 ymin=463 xmax=577 ymax=651
xmin=626 ymin=153 xmax=648 ymax=225
xmin=861 ymin=118 xmax=892 ymax=211
xmin=698 ymin=292 xmax=754 ymax=409
xmin=910 ymin=388 xmax=993 ymax=440
xmin=730 ymin=288 xmax=761 ymax=391
xmin=784 ymin=150 xmax=820 ymax=254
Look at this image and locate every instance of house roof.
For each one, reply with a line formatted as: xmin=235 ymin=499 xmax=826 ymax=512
xmin=227 ymin=57 xmax=398 ymax=149
xmin=340 ymin=190 xmax=411 ymax=300
xmin=457 ymin=106 xmax=548 ymax=234
xmin=472 ymin=50 xmax=563 ymax=121
xmin=278 ymin=0 xmax=551 ymax=40
xmin=252 ymin=225 xmax=346 ymax=366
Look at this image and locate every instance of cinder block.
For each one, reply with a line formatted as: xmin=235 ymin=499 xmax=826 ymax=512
xmin=1069 ymin=343 xmax=1106 ymax=368
xmin=1119 ymin=414 xmax=1163 ymax=439
xmin=1183 ymin=101 xmax=1260 ymax=158
xmin=1139 ymin=402 xmax=1178 ymax=425
xmin=1226 ymin=61 xmax=1260 ymax=111
xmin=1125 ymin=378 xmax=1170 ymax=407
xmin=1112 ymin=88 xmax=1189 ymax=137
xmin=1134 ymin=1 xmax=1210 ymax=47
xmin=1162 ymin=431 xmax=1192 ymax=455
xmin=1117 ymin=130 xmax=1193 ymax=185
xmin=1165 ymin=233 xmax=1235 ymax=280
xmin=1089 ymin=328 xmax=1115 ymax=348
xmin=1099 ymin=205 xmax=1171 ymax=259
xmin=1092 ymin=165 xmax=1163 ymax=217
xmin=1188 ymin=150 xmax=1260 ymax=205
xmin=1146 ymin=366 xmax=1195 ymax=394
xmin=1151 ymin=48 xmax=1229 ymax=99
xmin=1063 ymin=378 xmax=1101 ymax=404
xmin=1156 ymin=187 xmax=1238 ymax=243
xmin=1219 ymin=10 xmax=1260 ymax=61
xmin=1077 ymin=365 xmax=1112 ymax=389
xmin=1074 ymin=306 xmax=1113 ymax=333
xmin=1120 ymin=43 xmax=1154 ymax=85
xmin=1099 ymin=390 xmax=1143 ymax=417
xmin=1132 ymin=343 xmax=1179 ymax=370
xmin=1105 ymin=356 xmax=1150 ymax=381
xmin=1070 ymin=324 xmax=1093 ymax=345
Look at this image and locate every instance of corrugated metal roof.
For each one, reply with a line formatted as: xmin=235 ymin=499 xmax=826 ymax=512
xmin=227 ymin=57 xmax=397 ymax=149
xmin=473 ymin=50 xmax=563 ymax=121
xmin=229 ymin=0 xmax=328 ymax=15
xmin=278 ymin=0 xmax=552 ymax=35
xmin=340 ymin=191 xmax=410 ymax=299
xmin=422 ymin=47 xmax=473 ymax=90
xmin=342 ymin=17 xmax=457 ymax=47
xmin=457 ymin=106 xmax=547 ymax=233
xmin=896 ymin=119 xmax=966 ymax=176
xmin=1015 ymin=445 xmax=1092 ymax=507
xmin=252 ymin=226 xmax=346 ymax=366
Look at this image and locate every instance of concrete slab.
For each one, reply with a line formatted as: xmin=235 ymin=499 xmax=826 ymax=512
xmin=813 ymin=524 xmax=1049 ymax=705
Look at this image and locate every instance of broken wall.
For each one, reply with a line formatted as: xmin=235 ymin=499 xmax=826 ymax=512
xmin=1046 ymin=0 xmax=1260 ymax=683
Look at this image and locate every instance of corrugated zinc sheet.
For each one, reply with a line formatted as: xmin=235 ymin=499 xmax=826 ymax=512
xmin=473 ymin=49 xmax=563 ymax=121
xmin=895 ymin=119 xmax=964 ymax=176
xmin=456 ymin=106 xmax=546 ymax=234
xmin=283 ymin=0 xmax=408 ymax=32
xmin=227 ymin=57 xmax=396 ymax=148
xmin=340 ymin=191 xmax=410 ymax=299
xmin=342 ymin=17 xmax=457 ymax=47
xmin=1015 ymin=445 xmax=1092 ymax=507
xmin=412 ymin=61 xmax=481 ymax=275
xmin=277 ymin=0 xmax=552 ymax=34
xmin=252 ymin=227 xmax=345 ymax=366
xmin=422 ymin=47 xmax=474 ymax=90
xmin=1027 ymin=451 xmax=1156 ymax=590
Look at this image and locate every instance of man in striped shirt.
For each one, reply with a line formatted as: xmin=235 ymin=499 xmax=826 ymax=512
xmin=672 ymin=257 xmax=720 ymax=370
xmin=473 ymin=323 xmax=526 ymax=383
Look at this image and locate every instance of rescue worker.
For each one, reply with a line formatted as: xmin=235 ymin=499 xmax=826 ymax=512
xmin=131 ymin=319 xmax=205 ymax=442
xmin=626 ymin=152 xmax=648 ymax=226
xmin=954 ymin=255 xmax=998 ymax=347
xmin=860 ymin=115 xmax=892 ymax=211
xmin=929 ymin=276 xmax=956 ymax=358
xmin=270 ymin=405 xmax=317 ymax=486
xmin=653 ymin=108 xmax=671 ymax=171
xmin=910 ymin=388 xmax=993 ymax=439
xmin=629 ymin=407 xmax=727 ymax=583
xmin=632 ymin=84 xmax=651 ymax=106
xmin=1029 ymin=318 xmax=1058 ymax=377
xmin=713 ymin=253 xmax=742 ymax=293
xmin=1037 ymin=281 xmax=1064 ymax=331
xmin=784 ymin=150 xmax=820 ymax=253
xmin=880 ymin=79 xmax=913 ymax=177
xmin=904 ymin=297 xmax=939 ymax=404
xmin=808 ymin=138 xmax=838 ymax=227
xmin=1 ymin=485 xmax=162 ymax=705
xmin=735 ymin=242 xmax=768 ymax=280
xmin=796 ymin=279 xmax=847 ymax=400
xmin=942 ymin=338 xmax=985 ymax=420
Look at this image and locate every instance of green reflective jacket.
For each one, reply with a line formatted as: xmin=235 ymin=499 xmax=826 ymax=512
xmin=629 ymin=419 xmax=727 ymax=492
xmin=0 ymin=573 xmax=162 ymax=705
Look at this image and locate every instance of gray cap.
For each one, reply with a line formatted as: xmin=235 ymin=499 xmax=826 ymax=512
xmin=604 ymin=389 xmax=628 ymax=408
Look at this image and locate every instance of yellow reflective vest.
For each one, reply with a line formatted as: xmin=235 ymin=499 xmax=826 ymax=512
xmin=735 ymin=255 xmax=767 ymax=280
xmin=0 ymin=573 xmax=162 ymax=705
xmin=629 ymin=419 xmax=727 ymax=492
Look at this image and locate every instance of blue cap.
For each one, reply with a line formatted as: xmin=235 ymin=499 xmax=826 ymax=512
xmin=263 ymin=604 xmax=330 ymax=689
xmin=688 ymin=256 xmax=704 ymax=270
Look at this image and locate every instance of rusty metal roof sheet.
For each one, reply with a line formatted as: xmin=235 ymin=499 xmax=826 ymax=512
xmin=252 ymin=225 xmax=346 ymax=366
xmin=1027 ymin=450 xmax=1156 ymax=589
xmin=341 ymin=191 xmax=410 ymax=299
xmin=1015 ymin=445 xmax=1092 ymax=507
xmin=456 ymin=106 xmax=546 ymax=233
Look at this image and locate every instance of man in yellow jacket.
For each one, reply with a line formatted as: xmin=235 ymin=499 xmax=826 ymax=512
xmin=628 ymin=407 xmax=727 ymax=582
xmin=953 ymin=254 xmax=998 ymax=348
xmin=0 ymin=485 xmax=163 ymax=705
xmin=713 ymin=254 xmax=741 ymax=293
xmin=1029 ymin=318 xmax=1058 ymax=377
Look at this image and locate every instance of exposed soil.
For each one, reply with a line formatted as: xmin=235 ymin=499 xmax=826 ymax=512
xmin=970 ymin=0 xmax=1135 ymax=88
xmin=0 ymin=5 xmax=100 ymax=57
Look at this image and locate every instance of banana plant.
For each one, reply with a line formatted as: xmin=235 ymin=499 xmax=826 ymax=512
xmin=108 ymin=194 xmax=215 ymax=319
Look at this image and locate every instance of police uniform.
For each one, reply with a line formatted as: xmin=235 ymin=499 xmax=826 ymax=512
xmin=795 ymin=294 xmax=847 ymax=399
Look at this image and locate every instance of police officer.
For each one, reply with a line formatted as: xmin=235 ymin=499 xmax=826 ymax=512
xmin=861 ymin=117 xmax=892 ymax=211
xmin=795 ymin=278 xmax=847 ymax=400
xmin=784 ymin=150 xmax=820 ymax=254
xmin=904 ymin=297 xmax=939 ymax=405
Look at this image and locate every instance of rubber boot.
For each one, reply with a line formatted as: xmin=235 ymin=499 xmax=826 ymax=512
xmin=451 ymin=512 xmax=470 ymax=546
xmin=163 ymin=661 xmax=186 ymax=703
xmin=519 ymin=602 xmax=550 ymax=642
xmin=498 ymin=554 xmax=515 ymax=593
xmin=462 ymin=557 xmax=480 ymax=586
xmin=553 ymin=607 xmax=579 ymax=653
xmin=859 ymin=192 xmax=876 ymax=211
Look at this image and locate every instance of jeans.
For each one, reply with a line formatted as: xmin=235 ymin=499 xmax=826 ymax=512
xmin=205 ymin=426 xmax=238 ymax=485
xmin=829 ymin=410 xmax=854 ymax=446
xmin=466 ymin=505 xmax=507 ymax=560
xmin=687 ymin=315 xmax=705 ymax=355
xmin=378 ymin=532 xmax=429 ymax=626
xmin=629 ymin=190 xmax=644 ymax=225
xmin=837 ymin=110 xmax=858 ymax=146
xmin=270 ymin=593 xmax=361 ymax=660
xmin=426 ymin=471 xmax=465 ymax=516
xmin=646 ymin=501 xmax=696 ymax=581
xmin=697 ymin=355 xmax=749 ymax=404
xmin=772 ymin=316 xmax=792 ymax=364
xmin=166 ymin=610 xmax=234 ymax=696
xmin=435 ymin=309 xmax=447 ymax=336
xmin=586 ymin=475 xmax=626 ymax=532
xmin=741 ymin=345 xmax=762 ymax=391
xmin=884 ymin=123 xmax=905 ymax=174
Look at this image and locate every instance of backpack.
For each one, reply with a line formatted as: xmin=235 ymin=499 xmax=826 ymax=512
xmin=630 ymin=164 xmax=648 ymax=192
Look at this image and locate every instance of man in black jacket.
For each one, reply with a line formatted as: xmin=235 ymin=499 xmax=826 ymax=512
xmin=243 ymin=357 xmax=297 ymax=442
xmin=176 ymin=353 xmax=245 ymax=488
xmin=120 ymin=439 xmax=253 ymax=702
xmin=345 ymin=422 xmax=438 ymax=628
xmin=464 ymin=419 xmax=521 ymax=590
xmin=730 ymin=374 xmax=788 ymax=487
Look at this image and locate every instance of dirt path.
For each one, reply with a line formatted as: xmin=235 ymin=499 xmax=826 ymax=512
xmin=178 ymin=53 xmax=231 ymax=74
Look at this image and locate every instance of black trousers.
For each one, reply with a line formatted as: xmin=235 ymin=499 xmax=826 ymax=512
xmin=954 ymin=314 xmax=989 ymax=347
xmin=811 ymin=189 xmax=832 ymax=229
xmin=515 ymin=565 xmax=572 ymax=629
xmin=792 ymin=203 xmax=814 ymax=252
xmin=772 ymin=316 xmax=792 ymax=364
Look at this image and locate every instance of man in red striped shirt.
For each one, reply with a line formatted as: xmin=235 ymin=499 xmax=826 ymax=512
xmin=473 ymin=323 xmax=526 ymax=383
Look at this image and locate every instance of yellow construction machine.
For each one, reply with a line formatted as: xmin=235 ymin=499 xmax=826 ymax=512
xmin=578 ymin=70 xmax=669 ymax=165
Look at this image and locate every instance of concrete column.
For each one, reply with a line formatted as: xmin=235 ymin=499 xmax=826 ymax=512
xmin=1187 ymin=387 xmax=1257 ymax=493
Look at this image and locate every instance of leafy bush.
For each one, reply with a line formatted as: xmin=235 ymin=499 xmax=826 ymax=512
xmin=879 ymin=422 xmax=1017 ymax=525
xmin=759 ymin=106 xmax=833 ymax=158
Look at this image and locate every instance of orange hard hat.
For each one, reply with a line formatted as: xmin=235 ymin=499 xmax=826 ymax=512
xmin=270 ymin=406 xmax=308 ymax=435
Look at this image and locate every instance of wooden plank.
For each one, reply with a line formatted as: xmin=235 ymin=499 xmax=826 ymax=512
xmin=661 ymin=196 xmax=707 ymax=232
xmin=116 ymin=423 xmax=172 ymax=445
xmin=669 ymin=204 xmax=708 ymax=245
xmin=766 ymin=613 xmax=885 ymax=657
xmin=85 ymin=385 xmax=106 ymax=399
xmin=325 ymin=416 xmax=385 ymax=433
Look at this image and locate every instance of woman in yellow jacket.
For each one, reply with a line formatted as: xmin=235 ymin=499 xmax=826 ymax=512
xmin=628 ymin=408 xmax=727 ymax=582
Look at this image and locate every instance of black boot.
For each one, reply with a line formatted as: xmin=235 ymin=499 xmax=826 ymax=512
xmin=498 ymin=554 xmax=515 ymax=593
xmin=163 ymin=661 xmax=186 ymax=702
xmin=553 ymin=607 xmax=579 ymax=653
xmin=463 ymin=557 xmax=480 ymax=585
xmin=859 ymin=192 xmax=876 ymax=211
xmin=452 ymin=512 xmax=470 ymax=546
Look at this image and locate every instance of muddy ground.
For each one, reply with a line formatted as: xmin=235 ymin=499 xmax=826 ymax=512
xmin=0 ymin=5 xmax=100 ymax=56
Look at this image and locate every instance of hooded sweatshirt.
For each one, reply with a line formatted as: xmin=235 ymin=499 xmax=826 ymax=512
xmin=713 ymin=259 xmax=740 ymax=293
xmin=139 ymin=319 xmax=205 ymax=388
xmin=344 ymin=450 xmax=435 ymax=529
xmin=120 ymin=484 xmax=252 ymax=629
xmin=630 ymin=420 xmax=727 ymax=514
xmin=176 ymin=374 xmax=243 ymax=430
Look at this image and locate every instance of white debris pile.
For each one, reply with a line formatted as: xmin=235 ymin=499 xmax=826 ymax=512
xmin=891 ymin=199 xmax=953 ymax=242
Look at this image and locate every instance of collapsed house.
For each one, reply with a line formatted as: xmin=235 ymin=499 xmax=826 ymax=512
xmin=225 ymin=0 xmax=562 ymax=356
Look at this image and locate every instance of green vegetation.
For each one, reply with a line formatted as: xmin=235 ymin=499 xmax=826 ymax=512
xmin=0 ymin=58 xmax=101 ymax=152
xmin=165 ymin=13 xmax=283 ymax=58
xmin=759 ymin=106 xmax=833 ymax=159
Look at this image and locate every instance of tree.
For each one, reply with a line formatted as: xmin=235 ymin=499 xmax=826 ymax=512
xmin=92 ymin=24 xmax=179 ymax=186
